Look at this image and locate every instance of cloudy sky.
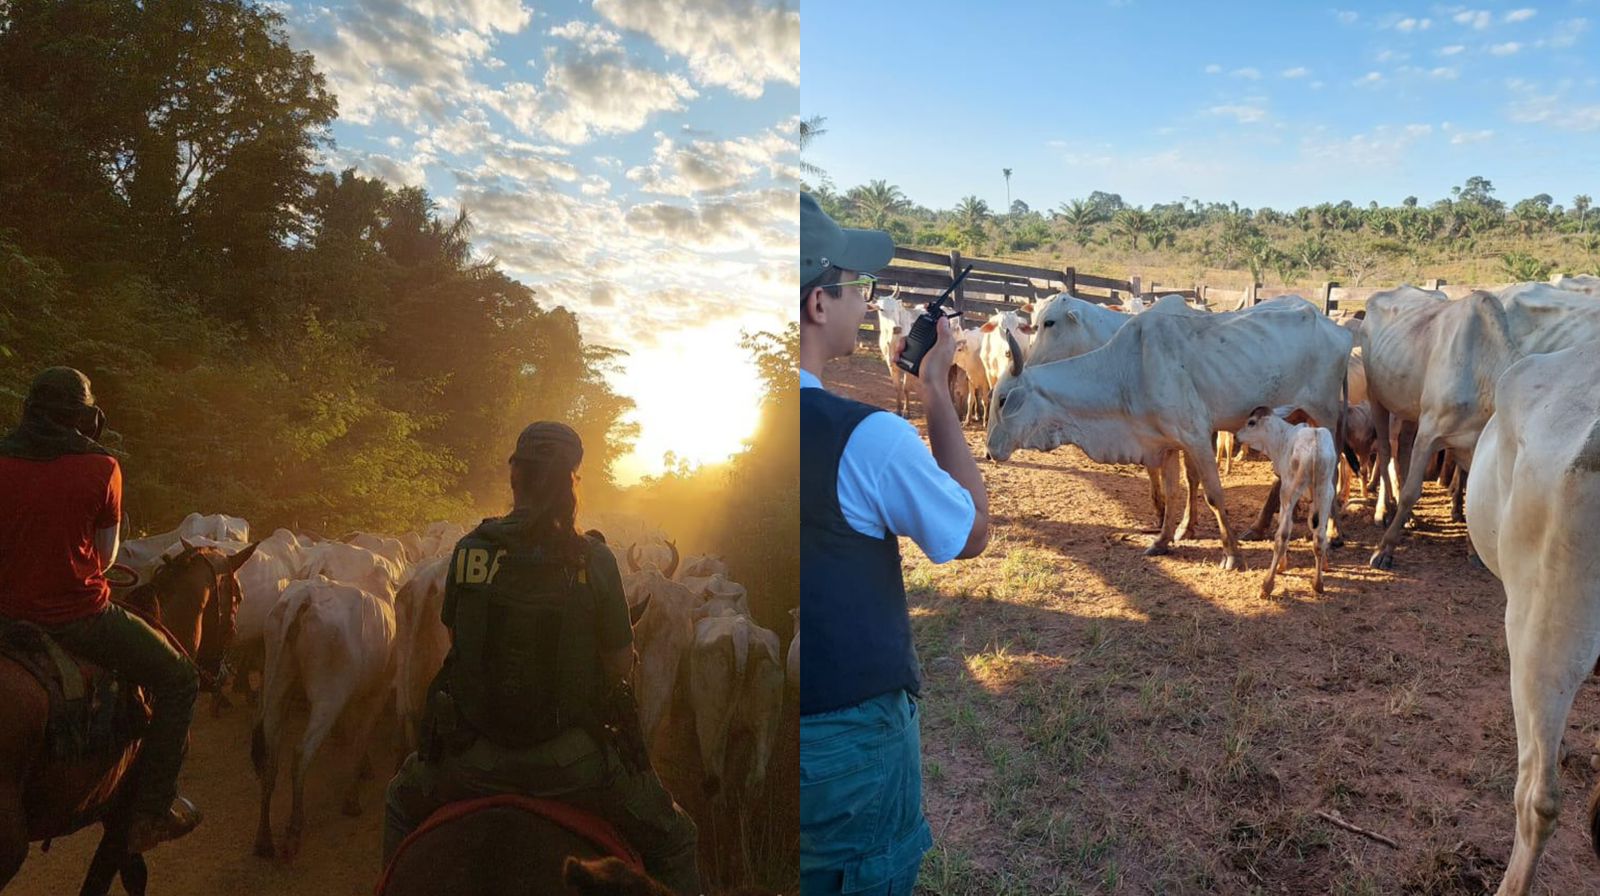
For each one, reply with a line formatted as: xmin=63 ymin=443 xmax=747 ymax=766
xmin=803 ymin=0 xmax=1598 ymax=212
xmin=277 ymin=0 xmax=799 ymax=484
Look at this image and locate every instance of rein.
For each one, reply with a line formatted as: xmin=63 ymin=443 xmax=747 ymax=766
xmin=117 ymin=548 xmax=234 ymax=688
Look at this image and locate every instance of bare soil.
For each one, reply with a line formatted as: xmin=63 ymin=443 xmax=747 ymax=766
xmin=826 ymin=349 xmax=1600 ymax=896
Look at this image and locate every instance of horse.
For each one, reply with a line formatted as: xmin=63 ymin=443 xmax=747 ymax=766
xmin=0 ymin=540 xmax=254 ymax=896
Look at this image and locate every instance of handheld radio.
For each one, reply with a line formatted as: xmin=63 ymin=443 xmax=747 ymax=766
xmin=895 ymin=264 xmax=974 ymax=376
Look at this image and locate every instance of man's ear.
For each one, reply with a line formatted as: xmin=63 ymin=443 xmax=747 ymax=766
xmin=802 ymin=285 xmax=828 ymax=325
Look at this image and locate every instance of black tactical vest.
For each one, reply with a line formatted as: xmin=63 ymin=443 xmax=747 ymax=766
xmin=438 ymin=517 xmax=605 ymax=748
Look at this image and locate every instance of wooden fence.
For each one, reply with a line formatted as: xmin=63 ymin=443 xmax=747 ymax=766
xmin=855 ymin=246 xmax=1511 ymax=346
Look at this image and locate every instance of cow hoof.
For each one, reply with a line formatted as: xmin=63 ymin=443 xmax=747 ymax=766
xmin=1240 ymin=528 xmax=1268 ymax=542
xmin=1451 ymin=511 xmax=1466 ymax=524
xmin=1143 ymin=543 xmax=1171 ymax=557
xmin=1368 ymin=551 xmax=1394 ymax=570
xmin=1329 ymin=535 xmax=1344 ymax=549
xmin=1219 ymin=554 xmax=1244 ymax=571
xmin=1174 ymin=526 xmax=1194 ymax=542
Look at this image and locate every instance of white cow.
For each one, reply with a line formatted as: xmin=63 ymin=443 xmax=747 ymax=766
xmin=625 ymin=538 xmax=680 ymax=580
xmin=680 ymin=573 xmax=750 ymax=618
xmin=978 ymin=308 xmax=1035 ymax=396
xmin=1466 ymin=344 xmax=1600 ymax=896
xmin=786 ymin=607 xmax=800 ymax=693
xmin=116 ymin=511 xmax=251 ymax=581
xmin=343 ymin=532 xmax=411 ymax=582
xmin=673 ymin=553 xmax=729 ymax=582
xmin=950 ymin=317 xmax=991 ymax=426
xmin=1235 ymin=409 xmax=1337 ymax=598
xmin=1551 ymin=273 xmax=1600 ymax=295
xmin=623 ymin=568 xmax=698 ymax=749
xmin=688 ymin=613 xmax=784 ymax=802
xmin=987 ymin=296 xmax=1351 ymax=569
xmin=1364 ymin=284 xmax=1600 ymax=567
xmin=298 ymin=541 xmax=402 ymax=603
xmin=252 ymin=576 xmax=395 ymax=861
xmin=391 ymin=554 xmax=451 ymax=752
xmin=869 ymin=292 xmax=918 ymax=416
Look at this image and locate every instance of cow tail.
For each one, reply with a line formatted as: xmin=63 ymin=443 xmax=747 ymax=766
xmin=254 ymin=594 xmax=311 ymax=777
xmin=733 ymin=621 xmax=750 ymax=677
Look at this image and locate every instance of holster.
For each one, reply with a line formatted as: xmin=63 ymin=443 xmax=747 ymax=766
xmin=420 ymin=689 xmax=475 ymax=762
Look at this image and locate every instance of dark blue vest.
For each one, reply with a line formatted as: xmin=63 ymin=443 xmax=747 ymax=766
xmin=800 ymin=387 xmax=921 ymax=715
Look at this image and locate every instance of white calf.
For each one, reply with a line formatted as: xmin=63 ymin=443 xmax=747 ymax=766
xmin=870 ymin=292 xmax=917 ymax=416
xmin=1235 ymin=408 xmax=1337 ymax=598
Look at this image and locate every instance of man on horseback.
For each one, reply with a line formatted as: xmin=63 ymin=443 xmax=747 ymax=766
xmin=383 ymin=421 xmax=700 ymax=894
xmin=0 ymin=367 xmax=203 ymax=853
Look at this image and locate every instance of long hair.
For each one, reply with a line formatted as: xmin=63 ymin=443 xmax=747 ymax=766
xmin=509 ymin=456 xmax=587 ymax=563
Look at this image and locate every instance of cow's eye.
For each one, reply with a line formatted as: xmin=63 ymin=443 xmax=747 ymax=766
xmin=1043 ymin=319 xmax=1055 ymax=328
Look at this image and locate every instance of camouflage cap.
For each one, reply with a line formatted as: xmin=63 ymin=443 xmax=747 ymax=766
xmin=510 ymin=421 xmax=583 ymax=469
xmin=25 ymin=367 xmax=96 ymax=411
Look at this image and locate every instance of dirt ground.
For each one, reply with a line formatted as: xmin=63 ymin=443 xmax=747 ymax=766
xmin=8 ymin=660 xmax=799 ymax=896
xmin=826 ymin=349 xmax=1600 ymax=895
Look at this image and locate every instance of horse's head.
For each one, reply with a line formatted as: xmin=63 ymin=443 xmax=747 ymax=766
xmin=128 ymin=540 xmax=257 ymax=681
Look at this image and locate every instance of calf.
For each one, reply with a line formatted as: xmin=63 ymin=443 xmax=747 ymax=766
xmin=1235 ymin=408 xmax=1337 ymax=598
xmin=869 ymin=290 xmax=917 ymax=416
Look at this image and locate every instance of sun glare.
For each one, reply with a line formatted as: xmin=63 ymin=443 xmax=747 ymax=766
xmin=611 ymin=334 xmax=767 ymax=486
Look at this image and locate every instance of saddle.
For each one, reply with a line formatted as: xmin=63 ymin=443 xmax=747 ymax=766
xmin=0 ymin=618 xmax=152 ymax=763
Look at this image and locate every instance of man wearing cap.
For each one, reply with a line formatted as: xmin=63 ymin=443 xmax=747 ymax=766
xmin=0 ymin=367 xmax=203 ymax=852
xmin=799 ymin=193 xmax=991 ymax=894
xmin=382 ymin=421 xmax=699 ymax=893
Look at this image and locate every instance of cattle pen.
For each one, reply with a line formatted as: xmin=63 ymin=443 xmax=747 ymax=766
xmin=822 ymin=348 xmax=1600 ymax=895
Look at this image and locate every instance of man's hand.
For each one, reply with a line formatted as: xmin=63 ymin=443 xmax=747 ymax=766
xmin=892 ymin=314 xmax=958 ymax=398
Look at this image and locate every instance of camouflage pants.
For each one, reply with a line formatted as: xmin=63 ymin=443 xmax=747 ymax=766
xmin=383 ymin=727 xmax=700 ymax=894
xmin=43 ymin=604 xmax=199 ymax=816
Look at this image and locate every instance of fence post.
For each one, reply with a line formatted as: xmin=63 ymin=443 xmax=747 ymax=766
xmin=949 ymin=250 xmax=966 ymax=314
xmin=1245 ymin=281 xmax=1259 ymax=308
xmin=1063 ymin=266 xmax=1077 ymax=294
xmin=1129 ymin=274 xmax=1142 ymax=298
xmin=1423 ymin=277 xmax=1445 ymax=290
xmin=1321 ymin=280 xmax=1339 ymax=315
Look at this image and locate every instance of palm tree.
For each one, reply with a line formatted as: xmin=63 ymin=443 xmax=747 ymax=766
xmin=955 ymin=195 xmax=990 ymax=252
xmin=1112 ymin=208 xmax=1152 ymax=250
xmin=847 ymin=180 xmax=909 ymax=230
xmin=1501 ymin=250 xmax=1552 ymax=282
xmin=1575 ymin=194 xmax=1592 ymax=233
xmin=799 ymin=115 xmax=827 ymax=177
xmin=1002 ymin=168 xmax=1013 ymax=210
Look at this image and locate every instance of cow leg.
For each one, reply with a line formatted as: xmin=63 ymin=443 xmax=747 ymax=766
xmin=253 ymin=723 xmax=278 ymax=858
xmin=284 ymin=694 xmax=347 ymax=862
xmin=1496 ymin=590 xmax=1600 ymax=896
xmin=1261 ymin=479 xmax=1297 ymax=598
xmin=1145 ymin=451 xmax=1182 ymax=556
xmin=340 ymin=687 xmax=389 ymax=817
xmin=1370 ymin=405 xmax=1397 ymax=526
xmin=0 ymin=783 xmax=27 ymax=890
xmin=1188 ymin=438 xmax=1245 ymax=570
xmin=1451 ymin=467 xmax=1467 ymax=524
xmin=1144 ymin=464 xmax=1168 ymax=534
xmin=1243 ymin=478 xmax=1281 ymax=541
xmin=1369 ymin=426 xmax=1443 ymax=570
xmin=1176 ymin=452 xmax=1206 ymax=542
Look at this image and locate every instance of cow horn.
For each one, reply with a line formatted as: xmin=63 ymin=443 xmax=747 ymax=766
xmin=664 ymin=539 xmax=680 ymax=579
xmin=627 ymin=543 xmax=641 ymax=574
xmin=1005 ymin=329 xmax=1024 ymax=378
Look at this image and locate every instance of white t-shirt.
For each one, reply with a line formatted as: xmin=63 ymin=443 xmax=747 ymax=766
xmin=801 ymin=369 xmax=976 ymax=564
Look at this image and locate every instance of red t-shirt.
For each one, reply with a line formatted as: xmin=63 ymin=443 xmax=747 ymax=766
xmin=0 ymin=453 xmax=122 ymax=624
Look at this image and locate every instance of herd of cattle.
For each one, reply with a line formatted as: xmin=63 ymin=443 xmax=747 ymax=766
xmin=111 ymin=512 xmax=796 ymax=863
xmin=870 ymin=272 xmax=1600 ymax=896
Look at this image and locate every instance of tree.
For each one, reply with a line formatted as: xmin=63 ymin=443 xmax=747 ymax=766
xmin=1574 ymin=194 xmax=1592 ymax=233
xmin=1002 ymin=168 xmax=1012 ymax=210
xmin=799 ymin=114 xmax=827 ymax=178
xmin=1501 ymin=251 xmax=1553 ymax=282
xmin=846 ymin=180 xmax=909 ymax=229
xmin=1112 ymin=208 xmax=1152 ymax=250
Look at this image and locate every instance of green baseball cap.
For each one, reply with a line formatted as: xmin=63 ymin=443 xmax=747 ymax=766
xmin=510 ymin=421 xmax=583 ymax=469
xmin=800 ymin=192 xmax=895 ymax=288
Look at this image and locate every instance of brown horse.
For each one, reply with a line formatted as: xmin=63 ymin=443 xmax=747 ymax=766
xmin=0 ymin=541 xmax=254 ymax=896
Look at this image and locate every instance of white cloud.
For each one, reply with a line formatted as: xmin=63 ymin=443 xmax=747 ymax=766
xmin=1375 ymin=49 xmax=1410 ymax=62
xmin=1282 ymin=66 xmax=1309 ymax=78
xmin=1490 ymin=41 xmax=1522 ymax=54
xmin=1394 ymin=16 xmax=1431 ymax=31
xmin=1454 ymin=9 xmax=1492 ymax=29
xmin=322 ymin=147 xmax=432 ymax=187
xmin=1299 ymin=123 xmax=1434 ymax=166
xmin=1438 ymin=44 xmax=1466 ymax=55
xmin=1505 ymin=81 xmax=1600 ymax=131
xmin=400 ymin=0 xmax=530 ymax=33
xmin=580 ymin=175 xmax=612 ymax=197
xmin=1430 ymin=66 xmax=1460 ymax=79
xmin=1205 ymin=103 xmax=1267 ymax=123
xmin=625 ymin=126 xmax=796 ymax=196
xmin=1450 ymin=129 xmax=1495 ymax=143
xmin=546 ymin=20 xmax=624 ymax=51
xmin=1204 ymin=63 xmax=1222 ymax=74
xmin=1504 ymin=8 xmax=1537 ymax=23
xmin=1336 ymin=9 xmax=1359 ymax=24
xmin=1550 ymin=18 xmax=1589 ymax=47
xmin=1231 ymin=67 xmax=1261 ymax=79
xmin=1354 ymin=71 xmax=1384 ymax=86
xmin=593 ymin=0 xmax=799 ymax=99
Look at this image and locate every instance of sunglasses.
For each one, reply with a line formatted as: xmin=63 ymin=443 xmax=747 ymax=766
xmin=832 ymin=272 xmax=880 ymax=299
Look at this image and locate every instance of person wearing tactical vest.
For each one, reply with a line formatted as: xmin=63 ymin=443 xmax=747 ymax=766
xmin=382 ymin=421 xmax=700 ymax=893
xmin=798 ymin=194 xmax=991 ymax=896
xmin=0 ymin=367 xmax=203 ymax=853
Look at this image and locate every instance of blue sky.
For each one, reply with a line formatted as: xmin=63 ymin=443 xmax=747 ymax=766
xmin=271 ymin=0 xmax=799 ymax=483
xmin=802 ymin=1 xmax=1599 ymax=212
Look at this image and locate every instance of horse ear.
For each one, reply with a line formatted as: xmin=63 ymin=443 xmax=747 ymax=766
xmin=229 ymin=541 xmax=260 ymax=572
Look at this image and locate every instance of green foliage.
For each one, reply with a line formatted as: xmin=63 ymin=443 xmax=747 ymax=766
xmin=1500 ymin=250 xmax=1552 ymax=282
xmin=0 ymin=1 xmax=635 ymax=535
